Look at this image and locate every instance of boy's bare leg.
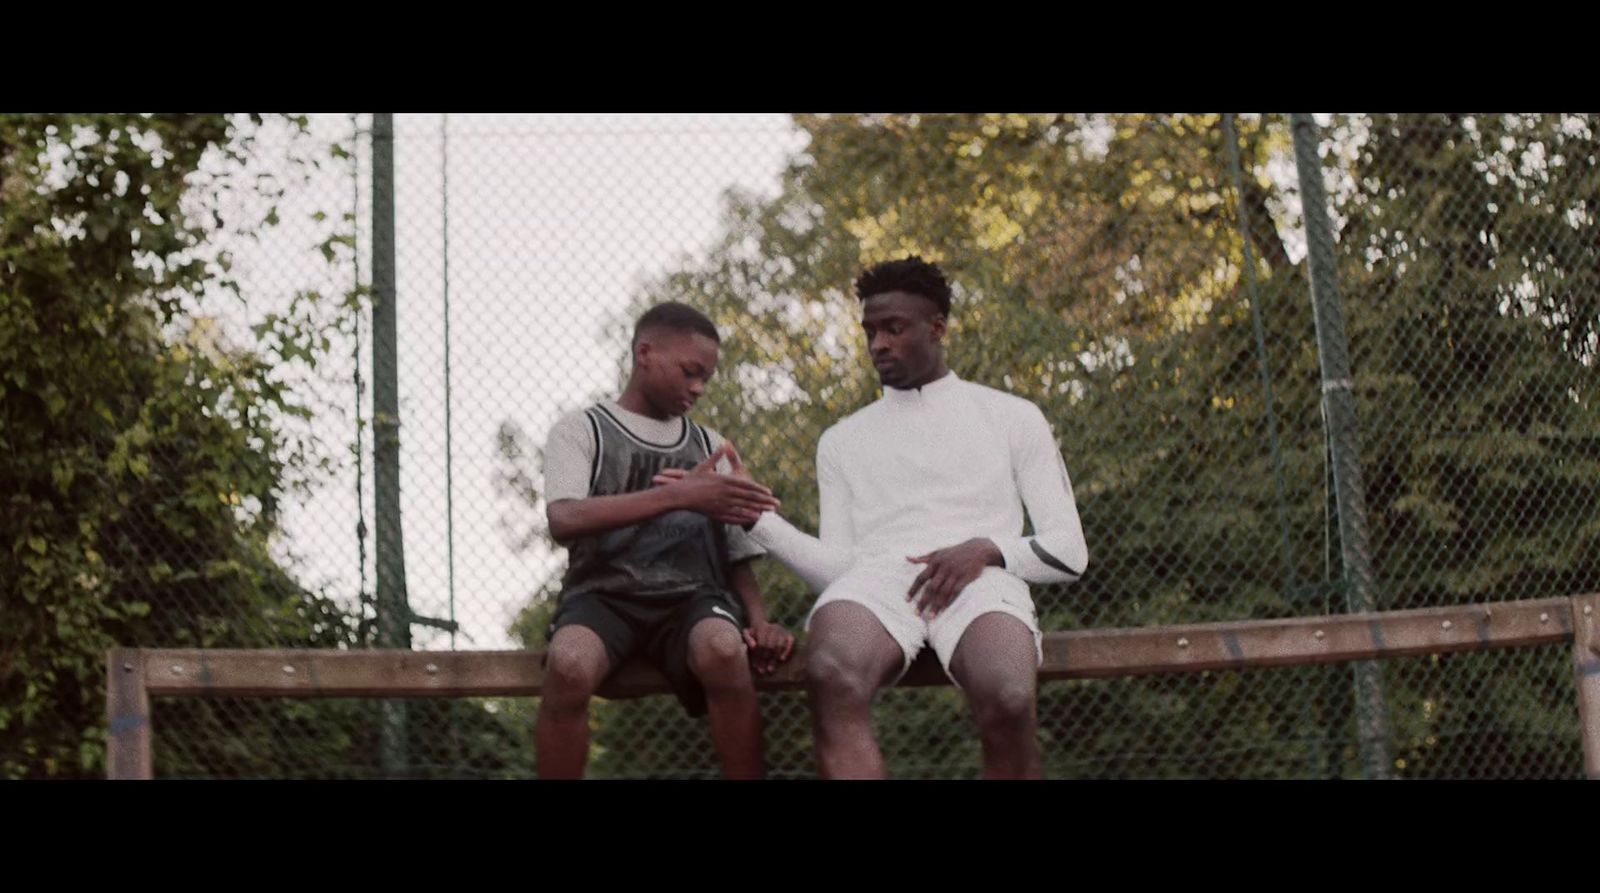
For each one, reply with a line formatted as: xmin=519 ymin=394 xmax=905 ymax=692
xmin=535 ymin=625 xmax=611 ymax=779
xmin=687 ymin=618 xmax=766 ymax=779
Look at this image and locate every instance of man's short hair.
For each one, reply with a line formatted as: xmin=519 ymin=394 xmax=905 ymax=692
xmin=854 ymin=256 xmax=953 ymax=316
xmin=633 ymin=302 xmax=721 ymax=348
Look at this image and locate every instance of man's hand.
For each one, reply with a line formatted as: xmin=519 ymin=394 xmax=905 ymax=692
xmin=654 ymin=441 xmax=775 ymax=528
xmin=906 ymin=538 xmax=1004 ymax=619
xmin=742 ymin=621 xmax=795 ymax=676
xmin=657 ymin=442 xmax=780 ymax=527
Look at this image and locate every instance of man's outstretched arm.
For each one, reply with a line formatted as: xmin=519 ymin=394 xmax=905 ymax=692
xmin=656 ymin=437 xmax=855 ymax=594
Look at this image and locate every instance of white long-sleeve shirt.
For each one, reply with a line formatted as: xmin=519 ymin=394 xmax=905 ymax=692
xmin=749 ymin=371 xmax=1087 ymax=592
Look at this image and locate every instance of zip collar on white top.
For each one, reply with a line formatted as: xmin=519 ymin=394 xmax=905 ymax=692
xmin=881 ymin=369 xmax=961 ymax=406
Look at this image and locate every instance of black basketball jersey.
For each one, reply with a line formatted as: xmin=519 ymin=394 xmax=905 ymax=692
xmin=558 ymin=405 xmax=731 ymax=600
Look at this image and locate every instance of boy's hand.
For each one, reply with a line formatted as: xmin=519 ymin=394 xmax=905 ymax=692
xmin=654 ymin=441 xmax=777 ymax=528
xmin=660 ymin=443 xmax=780 ymax=527
xmin=742 ymin=621 xmax=795 ymax=676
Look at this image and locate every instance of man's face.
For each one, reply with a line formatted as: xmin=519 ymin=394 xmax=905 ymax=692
xmin=860 ymin=290 xmax=945 ymax=389
xmin=635 ymin=330 xmax=720 ymax=416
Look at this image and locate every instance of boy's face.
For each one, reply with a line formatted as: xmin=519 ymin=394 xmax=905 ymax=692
xmin=635 ymin=331 xmax=720 ymax=417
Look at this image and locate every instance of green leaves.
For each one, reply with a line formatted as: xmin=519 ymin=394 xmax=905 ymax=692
xmin=1 ymin=113 xmax=369 ymax=778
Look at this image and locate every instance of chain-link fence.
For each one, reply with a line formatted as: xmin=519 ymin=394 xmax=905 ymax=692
xmin=6 ymin=113 xmax=1596 ymax=778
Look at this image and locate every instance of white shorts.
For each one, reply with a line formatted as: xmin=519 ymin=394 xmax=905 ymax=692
xmin=804 ymin=558 xmax=1043 ymax=681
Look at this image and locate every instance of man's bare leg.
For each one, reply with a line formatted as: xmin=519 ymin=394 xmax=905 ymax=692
xmin=948 ymin=612 xmax=1042 ymax=779
xmin=686 ymin=617 xmax=766 ymax=779
xmin=805 ymin=601 xmax=906 ymax=779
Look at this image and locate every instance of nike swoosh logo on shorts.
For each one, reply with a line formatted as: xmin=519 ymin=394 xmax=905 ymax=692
xmin=711 ymin=605 xmax=738 ymax=623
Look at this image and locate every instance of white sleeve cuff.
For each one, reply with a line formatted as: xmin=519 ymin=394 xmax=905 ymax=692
xmin=748 ymin=511 xmax=782 ymax=548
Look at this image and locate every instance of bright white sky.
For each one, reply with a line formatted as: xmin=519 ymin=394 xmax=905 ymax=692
xmin=205 ymin=114 xmax=807 ymax=651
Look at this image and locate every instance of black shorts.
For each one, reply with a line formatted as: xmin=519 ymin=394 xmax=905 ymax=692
xmin=547 ymin=586 xmax=747 ymax=717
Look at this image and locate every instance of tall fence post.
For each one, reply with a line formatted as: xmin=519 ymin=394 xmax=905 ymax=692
xmin=1290 ymin=113 xmax=1393 ymax=779
xmin=372 ymin=112 xmax=411 ymax=777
